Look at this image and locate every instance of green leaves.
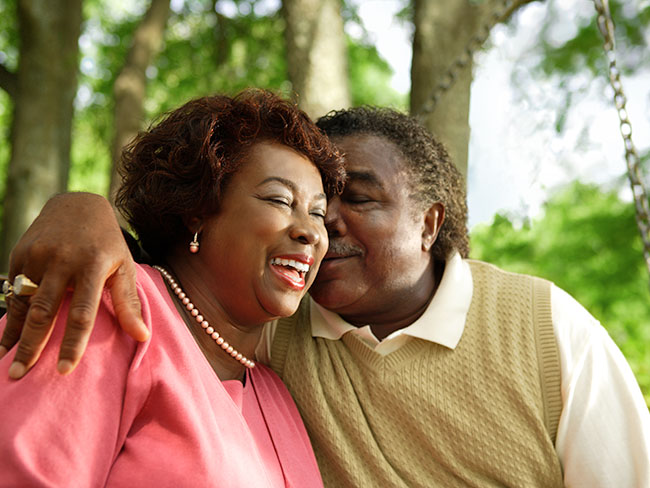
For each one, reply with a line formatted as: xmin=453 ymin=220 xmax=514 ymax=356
xmin=539 ymin=0 xmax=650 ymax=77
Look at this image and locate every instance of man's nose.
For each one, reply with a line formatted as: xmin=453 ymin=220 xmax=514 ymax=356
xmin=324 ymin=196 xmax=346 ymax=238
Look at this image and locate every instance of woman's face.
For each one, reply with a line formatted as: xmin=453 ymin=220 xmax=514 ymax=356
xmin=197 ymin=142 xmax=328 ymax=325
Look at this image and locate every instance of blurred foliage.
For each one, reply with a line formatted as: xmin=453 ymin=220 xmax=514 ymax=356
xmin=342 ymin=0 xmax=407 ymax=108
xmin=1 ymin=0 xmax=405 ymax=242
xmin=62 ymin=0 xmax=405 ymax=196
xmin=0 ymin=0 xmax=18 ymax=70
xmin=0 ymin=0 xmax=16 ymax=227
xmin=471 ymin=181 xmax=650 ymax=406
xmin=513 ymin=0 xmax=650 ymax=144
xmin=348 ymin=38 xmax=407 ymax=109
xmin=0 ymin=90 xmax=9 ymax=228
xmin=538 ymin=0 xmax=650 ymax=77
xmin=69 ymin=0 xmax=293 ymax=195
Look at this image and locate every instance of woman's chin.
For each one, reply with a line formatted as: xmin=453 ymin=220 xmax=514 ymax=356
xmin=262 ymin=295 xmax=303 ymax=320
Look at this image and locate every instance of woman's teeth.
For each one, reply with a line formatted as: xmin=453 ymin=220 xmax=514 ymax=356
xmin=270 ymin=257 xmax=310 ymax=274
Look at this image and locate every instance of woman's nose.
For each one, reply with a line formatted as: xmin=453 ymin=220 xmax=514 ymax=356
xmin=290 ymin=215 xmax=322 ymax=246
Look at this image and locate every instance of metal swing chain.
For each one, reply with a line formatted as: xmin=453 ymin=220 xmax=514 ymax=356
xmin=594 ymin=0 xmax=650 ymax=278
xmin=416 ymin=0 xmax=514 ymax=117
xmin=415 ymin=0 xmax=650 ymax=279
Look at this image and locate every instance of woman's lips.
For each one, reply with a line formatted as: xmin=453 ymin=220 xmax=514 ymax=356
xmin=270 ymin=264 xmax=306 ymax=290
xmin=269 ymin=255 xmax=313 ymax=290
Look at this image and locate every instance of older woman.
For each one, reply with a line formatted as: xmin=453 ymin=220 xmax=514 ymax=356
xmin=0 ymin=90 xmax=344 ymax=486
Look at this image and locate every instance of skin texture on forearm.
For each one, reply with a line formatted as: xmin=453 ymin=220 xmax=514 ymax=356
xmin=0 ymin=192 xmax=148 ymax=379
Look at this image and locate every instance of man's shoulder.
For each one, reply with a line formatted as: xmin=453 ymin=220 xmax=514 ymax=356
xmin=465 ymin=258 xmax=551 ymax=285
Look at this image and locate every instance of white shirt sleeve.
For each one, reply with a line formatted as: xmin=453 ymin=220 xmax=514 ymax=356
xmin=552 ymin=285 xmax=650 ymax=487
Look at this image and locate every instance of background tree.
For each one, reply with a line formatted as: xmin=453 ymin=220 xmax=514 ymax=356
xmin=282 ymin=0 xmax=351 ymax=118
xmin=109 ymin=0 xmax=170 ymax=205
xmin=0 ymin=0 xmax=82 ymax=267
xmin=410 ymin=0 xmax=536 ymax=178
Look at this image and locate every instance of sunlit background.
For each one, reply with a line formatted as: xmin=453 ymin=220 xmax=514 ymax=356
xmin=349 ymin=0 xmax=650 ymax=227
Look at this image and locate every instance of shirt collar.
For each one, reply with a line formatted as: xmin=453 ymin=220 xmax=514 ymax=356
xmin=309 ymin=251 xmax=473 ymax=350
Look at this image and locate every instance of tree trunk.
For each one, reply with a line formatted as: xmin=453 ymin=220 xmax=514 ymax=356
xmin=410 ymin=0 xmax=536 ymax=179
xmin=109 ymin=0 xmax=170 ymax=207
xmin=1 ymin=0 xmax=82 ymax=271
xmin=282 ymin=0 xmax=350 ymax=119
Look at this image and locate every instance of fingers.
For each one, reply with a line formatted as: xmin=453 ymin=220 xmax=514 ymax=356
xmin=0 ymin=294 xmax=30 ymax=360
xmin=56 ymin=255 xmax=147 ymax=378
xmin=55 ymin=259 xmax=149 ymax=375
xmin=107 ymin=264 xmax=149 ymax=343
xmin=56 ymin=269 xmax=107 ymax=375
xmin=5 ymin=272 xmax=69 ymax=379
xmin=3 ymin=193 xmax=146 ymax=378
xmin=1 ymin=251 xmax=27 ymax=359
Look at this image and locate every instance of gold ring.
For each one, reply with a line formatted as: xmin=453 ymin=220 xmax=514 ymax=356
xmin=2 ymin=274 xmax=39 ymax=297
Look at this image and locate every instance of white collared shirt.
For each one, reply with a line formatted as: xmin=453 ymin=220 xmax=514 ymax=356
xmin=258 ymin=252 xmax=650 ymax=487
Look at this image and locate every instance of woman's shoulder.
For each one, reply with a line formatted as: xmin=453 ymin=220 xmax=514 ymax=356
xmin=133 ymin=263 xmax=178 ymax=327
xmin=130 ymin=264 xmax=206 ymax=367
xmin=134 ymin=263 xmax=166 ymax=300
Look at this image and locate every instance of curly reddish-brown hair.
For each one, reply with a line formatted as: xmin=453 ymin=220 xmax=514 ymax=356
xmin=116 ymin=89 xmax=345 ymax=261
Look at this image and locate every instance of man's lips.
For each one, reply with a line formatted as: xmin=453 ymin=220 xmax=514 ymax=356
xmin=323 ymin=242 xmax=363 ymax=261
xmin=317 ymin=254 xmax=358 ymax=279
xmin=323 ymin=254 xmax=355 ymax=261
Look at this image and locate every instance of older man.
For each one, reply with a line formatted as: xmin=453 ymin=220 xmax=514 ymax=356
xmin=2 ymin=107 xmax=649 ymax=486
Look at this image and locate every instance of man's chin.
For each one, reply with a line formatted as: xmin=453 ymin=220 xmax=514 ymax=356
xmin=308 ymin=281 xmax=351 ymax=311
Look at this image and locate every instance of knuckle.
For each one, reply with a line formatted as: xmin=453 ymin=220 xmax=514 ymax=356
xmin=14 ymin=335 xmax=40 ymax=358
xmin=66 ymin=304 xmax=96 ymax=331
xmin=58 ymin=335 xmax=84 ymax=359
xmin=114 ymin=261 xmax=137 ymax=281
xmin=115 ymin=295 xmax=142 ymax=314
xmin=24 ymin=240 xmax=54 ymax=261
xmin=32 ymin=240 xmax=99 ymax=272
xmin=0 ymin=324 xmax=21 ymax=349
xmin=25 ymin=300 xmax=57 ymax=330
xmin=7 ymin=295 xmax=30 ymax=317
xmin=78 ymin=255 xmax=114 ymax=281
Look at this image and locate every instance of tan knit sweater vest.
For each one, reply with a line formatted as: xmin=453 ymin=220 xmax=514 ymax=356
xmin=271 ymin=260 xmax=564 ymax=487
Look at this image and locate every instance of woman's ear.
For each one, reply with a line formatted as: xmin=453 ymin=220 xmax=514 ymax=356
xmin=183 ymin=216 xmax=203 ymax=235
xmin=421 ymin=202 xmax=445 ymax=252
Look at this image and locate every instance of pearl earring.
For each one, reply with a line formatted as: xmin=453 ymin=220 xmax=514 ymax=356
xmin=189 ymin=232 xmax=200 ymax=254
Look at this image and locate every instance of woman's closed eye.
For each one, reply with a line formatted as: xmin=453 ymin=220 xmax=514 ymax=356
xmin=267 ymin=196 xmax=292 ymax=206
xmin=310 ymin=208 xmax=326 ymax=219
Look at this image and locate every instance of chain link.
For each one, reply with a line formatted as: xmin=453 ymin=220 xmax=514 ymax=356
xmin=415 ymin=0 xmax=514 ymax=117
xmin=593 ymin=0 xmax=650 ymax=279
xmin=414 ymin=0 xmax=650 ymax=280
xmin=415 ymin=0 xmax=650 ymax=282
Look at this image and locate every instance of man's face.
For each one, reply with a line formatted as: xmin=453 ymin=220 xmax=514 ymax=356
xmin=308 ymin=134 xmax=438 ymax=326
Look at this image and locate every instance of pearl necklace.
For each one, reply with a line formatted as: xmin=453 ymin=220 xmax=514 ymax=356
xmin=154 ymin=265 xmax=255 ymax=369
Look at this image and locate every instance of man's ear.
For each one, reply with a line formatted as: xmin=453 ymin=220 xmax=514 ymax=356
xmin=422 ymin=202 xmax=445 ymax=252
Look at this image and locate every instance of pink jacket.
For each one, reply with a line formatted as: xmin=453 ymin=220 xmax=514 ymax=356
xmin=0 ymin=265 xmax=323 ymax=487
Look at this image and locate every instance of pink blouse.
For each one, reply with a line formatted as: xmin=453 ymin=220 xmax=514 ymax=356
xmin=0 ymin=265 xmax=322 ymax=487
